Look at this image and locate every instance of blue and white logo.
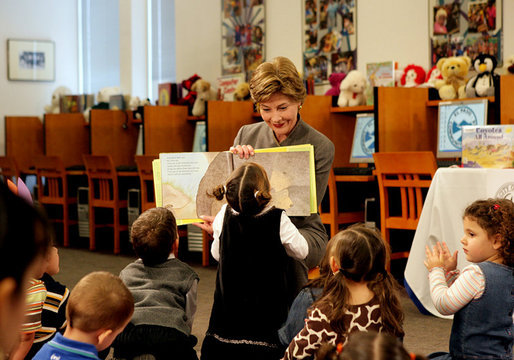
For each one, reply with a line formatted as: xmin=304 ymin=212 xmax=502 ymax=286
xmin=360 ymin=118 xmax=375 ymax=155
xmin=447 ymin=106 xmax=477 ymax=148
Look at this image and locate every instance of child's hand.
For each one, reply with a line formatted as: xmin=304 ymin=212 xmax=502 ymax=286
xmin=437 ymin=241 xmax=458 ymax=272
xmin=424 ymin=244 xmax=445 ymax=271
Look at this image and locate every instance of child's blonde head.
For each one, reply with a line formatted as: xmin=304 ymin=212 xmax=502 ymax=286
xmin=211 ymin=162 xmax=271 ymax=215
xmin=463 ymin=198 xmax=514 ymax=266
xmin=67 ymin=271 xmax=134 ymax=333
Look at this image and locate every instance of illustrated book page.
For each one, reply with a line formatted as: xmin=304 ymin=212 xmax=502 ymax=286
xmin=153 ymin=145 xmax=315 ymax=225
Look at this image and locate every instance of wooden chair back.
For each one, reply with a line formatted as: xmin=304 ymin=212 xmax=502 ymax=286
xmin=373 ymin=151 xmax=437 ymax=266
xmin=135 ymin=155 xmax=158 ymax=212
xmin=0 ymin=156 xmax=20 ymax=183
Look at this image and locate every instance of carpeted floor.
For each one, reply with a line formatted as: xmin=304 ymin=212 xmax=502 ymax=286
xmin=54 ymin=246 xmax=452 ymax=358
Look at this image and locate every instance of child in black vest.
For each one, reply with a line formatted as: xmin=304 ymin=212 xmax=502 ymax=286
xmin=201 ymin=162 xmax=308 ymax=360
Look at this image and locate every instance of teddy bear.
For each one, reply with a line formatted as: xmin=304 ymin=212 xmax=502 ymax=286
xmin=233 ymin=82 xmax=251 ymax=101
xmin=434 ymin=56 xmax=471 ymax=100
xmin=44 ymin=86 xmax=72 ymax=114
xmin=464 ymin=54 xmax=498 ymax=98
xmin=191 ymin=79 xmax=217 ymax=116
xmin=337 ymin=70 xmax=367 ymax=107
xmin=400 ymin=64 xmax=426 ymax=87
xmin=324 ymin=72 xmax=346 ymax=96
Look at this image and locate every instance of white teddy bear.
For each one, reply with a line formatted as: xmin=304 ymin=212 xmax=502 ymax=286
xmin=191 ymin=79 xmax=217 ymax=116
xmin=337 ymin=70 xmax=367 ymax=107
xmin=44 ymin=86 xmax=72 ymax=114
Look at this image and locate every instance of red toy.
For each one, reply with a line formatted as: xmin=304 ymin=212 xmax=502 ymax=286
xmin=324 ymin=72 xmax=346 ymax=96
xmin=400 ymin=64 xmax=426 ymax=87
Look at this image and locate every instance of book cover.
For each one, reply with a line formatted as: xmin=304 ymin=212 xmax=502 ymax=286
xmin=462 ymin=125 xmax=514 ymax=168
xmin=365 ymin=61 xmax=396 ymax=105
xmin=217 ymin=74 xmax=245 ymax=101
xmin=153 ymin=145 xmax=316 ymax=225
xmin=60 ymin=94 xmax=94 ymax=113
xmin=109 ymin=94 xmax=125 ymax=110
xmin=158 ymin=83 xmax=172 ymax=106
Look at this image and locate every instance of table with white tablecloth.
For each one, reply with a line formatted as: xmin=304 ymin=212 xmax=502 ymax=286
xmin=404 ymin=167 xmax=514 ymax=318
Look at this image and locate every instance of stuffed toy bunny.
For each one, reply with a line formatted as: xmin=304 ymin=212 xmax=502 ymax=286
xmin=191 ymin=79 xmax=217 ymax=116
xmin=337 ymin=70 xmax=367 ymax=107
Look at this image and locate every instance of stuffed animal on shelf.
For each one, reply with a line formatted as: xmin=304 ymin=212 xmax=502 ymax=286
xmin=400 ymin=64 xmax=426 ymax=87
xmin=324 ymin=72 xmax=346 ymax=96
xmin=191 ymin=79 xmax=217 ymax=116
xmin=44 ymin=86 xmax=72 ymax=114
xmin=233 ymin=82 xmax=251 ymax=101
xmin=434 ymin=56 xmax=471 ymax=100
xmin=337 ymin=70 xmax=367 ymax=107
xmin=178 ymin=74 xmax=201 ymax=114
xmin=424 ymin=65 xmax=443 ymax=87
xmin=504 ymin=54 xmax=514 ymax=74
xmin=464 ymin=54 xmax=498 ymax=98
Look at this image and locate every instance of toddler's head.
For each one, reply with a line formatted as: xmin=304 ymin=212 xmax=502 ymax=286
xmin=131 ymin=207 xmax=178 ymax=266
xmin=0 ymin=183 xmax=52 ymax=353
xmin=330 ymin=224 xmax=387 ymax=282
xmin=66 ymin=271 xmax=134 ymax=350
xmin=462 ymin=198 xmax=514 ymax=267
xmin=211 ymin=162 xmax=272 ymax=215
xmin=316 ymin=331 xmax=427 ymax=360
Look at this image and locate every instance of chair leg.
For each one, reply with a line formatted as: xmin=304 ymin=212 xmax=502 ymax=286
xmin=202 ymin=230 xmax=211 ymax=266
xmin=89 ymin=206 xmax=96 ymax=251
xmin=113 ymin=207 xmax=120 ymax=255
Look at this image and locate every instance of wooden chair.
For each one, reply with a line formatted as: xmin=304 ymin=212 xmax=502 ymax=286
xmin=134 ymin=155 xmax=158 ymax=212
xmin=373 ymin=151 xmax=437 ymax=268
xmin=0 ymin=156 xmax=20 ymax=183
xmin=35 ymin=156 xmax=77 ymax=247
xmin=83 ymin=155 xmax=128 ymax=254
xmin=319 ymin=168 xmax=365 ymax=238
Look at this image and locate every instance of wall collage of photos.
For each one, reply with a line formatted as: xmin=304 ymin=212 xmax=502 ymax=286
xmin=303 ymin=0 xmax=357 ymax=84
xmin=430 ymin=0 xmax=502 ymax=67
xmin=221 ymin=0 xmax=265 ymax=81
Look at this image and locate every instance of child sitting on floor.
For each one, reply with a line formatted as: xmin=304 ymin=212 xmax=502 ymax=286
xmin=283 ymin=224 xmax=405 ymax=360
xmin=26 ymin=245 xmax=70 ymax=359
xmin=425 ymin=198 xmax=514 ymax=360
xmin=113 ymin=207 xmax=200 ymax=360
xmin=33 ymin=271 xmax=134 ymax=360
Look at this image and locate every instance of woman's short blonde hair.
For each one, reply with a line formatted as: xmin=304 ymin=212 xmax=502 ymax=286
xmin=249 ymin=56 xmax=306 ymax=104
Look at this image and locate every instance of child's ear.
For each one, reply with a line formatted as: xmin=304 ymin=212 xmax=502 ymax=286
xmin=329 ymin=256 xmax=339 ymax=274
xmin=492 ymin=234 xmax=502 ymax=250
xmin=96 ymin=328 xmax=113 ymax=350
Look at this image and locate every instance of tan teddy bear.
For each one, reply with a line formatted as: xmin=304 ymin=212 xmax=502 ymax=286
xmin=233 ymin=82 xmax=251 ymax=101
xmin=434 ymin=56 xmax=471 ymax=100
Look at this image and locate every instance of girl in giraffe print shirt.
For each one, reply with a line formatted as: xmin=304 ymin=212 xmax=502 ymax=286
xmin=283 ymin=224 xmax=404 ymax=360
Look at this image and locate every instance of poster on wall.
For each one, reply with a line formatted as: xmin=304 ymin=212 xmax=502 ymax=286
xmin=221 ymin=0 xmax=265 ymax=81
xmin=303 ymin=0 xmax=357 ymax=84
xmin=429 ymin=0 xmax=502 ymax=68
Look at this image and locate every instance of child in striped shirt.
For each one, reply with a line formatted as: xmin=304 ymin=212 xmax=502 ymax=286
xmin=424 ymin=198 xmax=514 ymax=360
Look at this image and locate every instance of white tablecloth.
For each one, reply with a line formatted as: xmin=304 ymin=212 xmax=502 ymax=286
xmin=404 ymin=167 xmax=514 ymax=318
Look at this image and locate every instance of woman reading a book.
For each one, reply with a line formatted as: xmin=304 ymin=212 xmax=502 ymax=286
xmin=196 ymin=56 xmax=335 ymax=296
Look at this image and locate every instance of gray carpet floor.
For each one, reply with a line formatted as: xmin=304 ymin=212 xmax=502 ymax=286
xmin=54 ymin=246 xmax=452 ymax=358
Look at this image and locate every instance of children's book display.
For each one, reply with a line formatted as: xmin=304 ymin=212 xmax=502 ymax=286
xmin=365 ymin=61 xmax=396 ymax=105
xmin=461 ymin=125 xmax=514 ymax=169
xmin=153 ymin=145 xmax=316 ymax=225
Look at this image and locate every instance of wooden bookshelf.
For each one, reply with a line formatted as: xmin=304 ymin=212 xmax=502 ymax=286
xmin=5 ymin=116 xmax=44 ymax=172
xmin=500 ymin=75 xmax=514 ymax=124
xmin=426 ymin=96 xmax=495 ymax=107
xmin=330 ymin=105 xmax=374 ymax=113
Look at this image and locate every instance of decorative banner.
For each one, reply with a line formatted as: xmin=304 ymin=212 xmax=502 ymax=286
xmin=429 ymin=0 xmax=503 ymax=67
xmin=303 ymin=0 xmax=357 ymax=84
xmin=221 ymin=0 xmax=265 ymax=81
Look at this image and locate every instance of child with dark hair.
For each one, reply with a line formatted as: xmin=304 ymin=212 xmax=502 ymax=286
xmin=0 ymin=182 xmax=52 ymax=359
xmin=201 ymin=162 xmax=308 ymax=360
xmin=425 ymin=198 xmax=514 ymax=360
xmin=316 ymin=331 xmax=427 ymax=360
xmin=113 ymin=207 xmax=199 ymax=360
xmin=284 ymin=224 xmax=405 ymax=360
xmin=34 ymin=271 xmax=134 ymax=360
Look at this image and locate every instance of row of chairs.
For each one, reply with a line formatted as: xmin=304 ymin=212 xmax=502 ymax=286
xmin=0 ymin=154 xmax=158 ymax=255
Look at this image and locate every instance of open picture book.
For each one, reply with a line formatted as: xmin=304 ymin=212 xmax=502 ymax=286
xmin=153 ymin=144 xmax=317 ymax=225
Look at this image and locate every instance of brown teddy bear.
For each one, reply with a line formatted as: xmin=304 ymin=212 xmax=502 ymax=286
xmin=434 ymin=56 xmax=471 ymax=100
xmin=233 ymin=82 xmax=251 ymax=101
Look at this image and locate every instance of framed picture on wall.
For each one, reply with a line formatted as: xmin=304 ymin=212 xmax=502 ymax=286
xmin=7 ymin=39 xmax=55 ymax=81
xmin=221 ymin=0 xmax=265 ymax=81
xmin=429 ymin=0 xmax=502 ymax=68
xmin=303 ymin=0 xmax=357 ymax=84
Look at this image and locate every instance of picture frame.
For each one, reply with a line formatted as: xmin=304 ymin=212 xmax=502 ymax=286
xmin=221 ymin=0 xmax=265 ymax=81
xmin=428 ymin=0 xmax=502 ymax=68
xmin=303 ymin=0 xmax=357 ymax=84
xmin=7 ymin=39 xmax=55 ymax=81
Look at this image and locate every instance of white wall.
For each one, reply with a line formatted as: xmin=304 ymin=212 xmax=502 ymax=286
xmin=0 ymin=0 xmax=78 ymax=155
